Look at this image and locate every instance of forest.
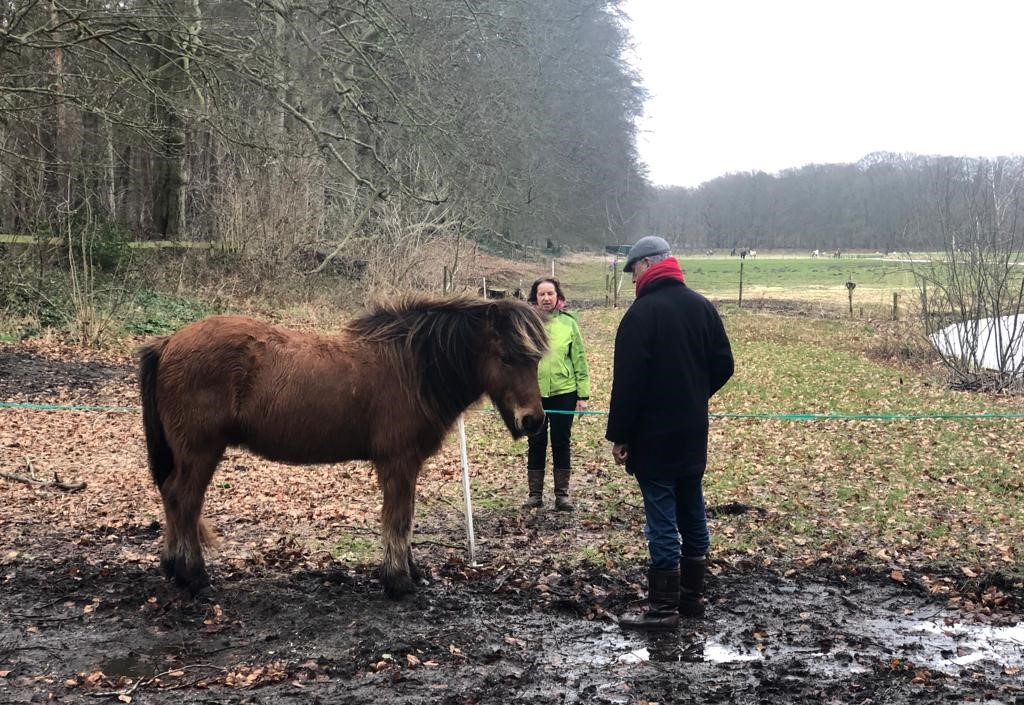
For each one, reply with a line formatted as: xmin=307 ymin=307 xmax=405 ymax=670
xmin=645 ymin=153 xmax=1024 ymax=254
xmin=0 ymin=0 xmax=647 ymax=260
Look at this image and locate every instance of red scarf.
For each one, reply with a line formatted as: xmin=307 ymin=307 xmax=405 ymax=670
xmin=635 ymin=256 xmax=685 ymax=295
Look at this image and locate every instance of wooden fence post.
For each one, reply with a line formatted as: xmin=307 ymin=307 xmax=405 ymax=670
xmin=738 ymin=259 xmax=744 ymax=308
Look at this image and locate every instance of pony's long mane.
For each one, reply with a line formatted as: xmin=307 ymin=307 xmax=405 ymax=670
xmin=345 ymin=295 xmax=548 ymax=427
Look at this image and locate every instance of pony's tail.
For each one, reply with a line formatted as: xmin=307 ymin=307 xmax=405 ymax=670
xmin=138 ymin=339 xmax=174 ymax=490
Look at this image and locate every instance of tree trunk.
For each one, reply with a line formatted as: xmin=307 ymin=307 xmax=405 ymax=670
xmin=42 ymin=0 xmax=69 ymax=228
xmin=148 ymin=0 xmax=201 ymax=238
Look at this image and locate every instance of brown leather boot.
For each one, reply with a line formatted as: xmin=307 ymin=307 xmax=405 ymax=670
xmin=553 ymin=469 xmax=574 ymax=511
xmin=522 ymin=470 xmax=544 ymax=509
xmin=619 ymin=569 xmax=680 ymax=631
xmin=679 ymin=556 xmax=706 ymax=618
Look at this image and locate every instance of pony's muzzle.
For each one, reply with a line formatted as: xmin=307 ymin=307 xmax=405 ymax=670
xmin=520 ymin=411 xmax=545 ymax=436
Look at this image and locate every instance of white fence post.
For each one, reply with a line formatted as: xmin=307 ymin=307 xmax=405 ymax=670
xmin=457 ymin=415 xmax=478 ymax=565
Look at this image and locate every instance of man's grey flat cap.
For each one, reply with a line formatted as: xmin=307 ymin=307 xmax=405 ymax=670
xmin=623 ymin=235 xmax=671 ymax=272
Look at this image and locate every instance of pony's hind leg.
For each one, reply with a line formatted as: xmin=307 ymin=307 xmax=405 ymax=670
xmin=160 ymin=447 xmax=223 ymax=596
xmin=377 ymin=460 xmax=421 ymax=599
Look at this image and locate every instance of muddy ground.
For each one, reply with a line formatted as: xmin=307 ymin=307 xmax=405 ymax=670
xmin=2 ymin=346 xmax=1023 ymax=704
xmin=3 ymin=543 xmax=1022 ymax=704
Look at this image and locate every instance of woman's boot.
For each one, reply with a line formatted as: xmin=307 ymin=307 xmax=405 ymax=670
xmin=522 ymin=470 xmax=544 ymax=509
xmin=619 ymin=569 xmax=680 ymax=631
xmin=679 ymin=556 xmax=706 ymax=618
xmin=553 ymin=469 xmax=574 ymax=511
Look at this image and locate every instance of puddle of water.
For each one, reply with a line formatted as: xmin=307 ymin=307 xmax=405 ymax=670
xmin=584 ymin=616 xmax=1024 ymax=676
xmin=864 ymin=618 xmax=1024 ymax=674
xmin=98 ymin=642 xmax=203 ymax=680
xmin=702 ymin=642 xmax=762 ymax=663
xmin=617 ymin=647 xmax=649 ymax=664
xmin=99 ymin=653 xmax=160 ymax=679
xmin=610 ymin=638 xmax=765 ymax=665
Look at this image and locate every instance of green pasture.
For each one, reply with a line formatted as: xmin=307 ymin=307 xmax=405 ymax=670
xmin=449 ymin=303 xmax=1023 ymax=575
xmin=555 ymin=254 xmax=920 ymax=306
xmin=681 ymin=255 xmax=916 ymax=294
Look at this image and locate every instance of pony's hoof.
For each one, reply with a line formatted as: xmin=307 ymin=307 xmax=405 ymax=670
xmin=382 ymin=573 xmax=417 ymax=600
xmin=177 ymin=571 xmax=211 ymax=596
xmin=169 ymin=556 xmax=210 ymax=597
xmin=160 ymin=555 xmax=177 ymax=581
xmin=190 ymin=582 xmax=214 ymax=600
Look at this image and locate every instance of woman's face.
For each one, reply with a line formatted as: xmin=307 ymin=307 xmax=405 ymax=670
xmin=536 ymin=281 xmax=559 ymax=312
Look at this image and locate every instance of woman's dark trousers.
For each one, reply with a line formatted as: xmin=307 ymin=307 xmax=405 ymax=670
xmin=525 ymin=392 xmax=577 ymax=510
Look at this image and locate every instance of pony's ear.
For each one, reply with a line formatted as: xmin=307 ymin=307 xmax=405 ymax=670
xmin=483 ymin=300 xmax=522 ymax=347
xmin=482 ymin=299 xmax=505 ymax=332
xmin=481 ymin=298 xmax=501 ymax=318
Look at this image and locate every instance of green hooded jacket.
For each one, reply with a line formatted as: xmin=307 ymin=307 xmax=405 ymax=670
xmin=537 ymin=310 xmax=591 ymax=399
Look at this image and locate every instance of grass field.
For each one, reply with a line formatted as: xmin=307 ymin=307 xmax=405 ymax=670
xmin=444 ymin=252 xmax=1023 ymax=578
xmin=448 ymin=300 xmax=1024 ymax=576
xmin=552 ymin=253 xmax=921 ymax=314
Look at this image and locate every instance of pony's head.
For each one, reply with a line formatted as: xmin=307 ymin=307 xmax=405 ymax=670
xmin=478 ymin=298 xmax=548 ymax=438
xmin=347 ymin=296 xmax=547 ymax=438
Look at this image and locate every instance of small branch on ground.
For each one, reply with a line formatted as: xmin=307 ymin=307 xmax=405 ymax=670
xmin=413 ymin=539 xmax=465 ymax=550
xmin=1 ymin=466 xmax=86 ymax=493
xmin=88 ymin=664 xmax=227 ymax=698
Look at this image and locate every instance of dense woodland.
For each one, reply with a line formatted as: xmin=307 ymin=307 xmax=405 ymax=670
xmin=645 ymin=153 xmax=1024 ymax=254
xmin=0 ymin=0 xmax=646 ymax=258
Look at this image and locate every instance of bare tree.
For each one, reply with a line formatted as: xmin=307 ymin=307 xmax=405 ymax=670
xmin=915 ymin=157 xmax=1024 ymax=392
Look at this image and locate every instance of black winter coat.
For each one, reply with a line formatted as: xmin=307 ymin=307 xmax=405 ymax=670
xmin=605 ymin=278 xmax=734 ymax=477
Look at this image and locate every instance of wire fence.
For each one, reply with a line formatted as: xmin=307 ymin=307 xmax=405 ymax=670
xmin=2 ymin=401 xmax=1023 ymax=421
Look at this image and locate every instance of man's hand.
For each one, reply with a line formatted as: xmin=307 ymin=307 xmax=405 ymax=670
xmin=612 ymin=443 xmax=628 ymax=465
xmin=576 ymin=399 xmax=588 ymax=412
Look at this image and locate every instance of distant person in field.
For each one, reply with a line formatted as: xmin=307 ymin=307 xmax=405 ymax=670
xmin=606 ymin=236 xmax=734 ymax=631
xmin=523 ymin=277 xmax=591 ymax=512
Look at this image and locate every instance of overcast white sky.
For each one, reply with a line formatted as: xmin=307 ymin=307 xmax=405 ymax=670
xmin=621 ymin=0 xmax=1024 ymax=188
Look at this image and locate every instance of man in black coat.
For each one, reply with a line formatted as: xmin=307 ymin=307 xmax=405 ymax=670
xmin=606 ymin=236 xmax=734 ymax=631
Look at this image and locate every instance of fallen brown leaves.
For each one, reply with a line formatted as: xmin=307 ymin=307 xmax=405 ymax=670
xmin=223 ymin=661 xmax=289 ymax=688
xmin=59 ymin=660 xmax=300 ymax=700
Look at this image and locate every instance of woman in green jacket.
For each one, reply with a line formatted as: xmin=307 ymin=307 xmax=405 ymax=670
xmin=524 ymin=277 xmax=591 ymax=511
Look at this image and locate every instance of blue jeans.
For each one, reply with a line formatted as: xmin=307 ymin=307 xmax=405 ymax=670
xmin=636 ymin=470 xmax=709 ymax=571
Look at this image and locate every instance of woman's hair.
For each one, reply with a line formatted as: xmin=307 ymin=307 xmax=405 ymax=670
xmin=527 ymin=277 xmax=566 ymax=305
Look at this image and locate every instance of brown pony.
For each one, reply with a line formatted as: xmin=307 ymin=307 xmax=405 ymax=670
xmin=137 ymin=295 xmax=548 ymax=599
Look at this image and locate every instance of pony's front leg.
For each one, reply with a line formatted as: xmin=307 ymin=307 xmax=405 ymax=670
xmin=377 ymin=459 xmax=421 ymax=599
